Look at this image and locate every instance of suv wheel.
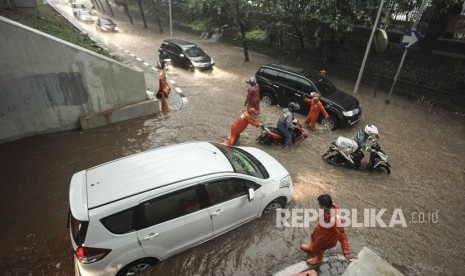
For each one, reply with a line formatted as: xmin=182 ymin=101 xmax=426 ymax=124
xmin=260 ymin=89 xmax=277 ymax=105
xmin=117 ymin=258 xmax=157 ymax=276
xmin=324 ymin=116 xmax=338 ymax=130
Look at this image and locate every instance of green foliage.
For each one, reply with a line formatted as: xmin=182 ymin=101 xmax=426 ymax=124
xmin=245 ymin=28 xmax=267 ymax=43
xmin=187 ymin=20 xmax=210 ymax=32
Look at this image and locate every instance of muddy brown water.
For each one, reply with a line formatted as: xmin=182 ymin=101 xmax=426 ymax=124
xmin=1 ymin=4 xmax=465 ymax=275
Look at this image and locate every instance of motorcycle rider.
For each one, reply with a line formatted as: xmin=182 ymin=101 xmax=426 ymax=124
xmin=158 ymin=50 xmax=170 ymax=70
xmin=352 ymin=124 xmax=379 ymax=152
xmin=277 ymin=102 xmax=300 ymax=148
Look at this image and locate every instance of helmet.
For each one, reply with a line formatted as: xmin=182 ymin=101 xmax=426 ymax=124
xmin=288 ymin=102 xmax=300 ymax=112
xmin=248 ymin=107 xmax=258 ymax=115
xmin=364 ymin=125 xmax=379 ymax=135
xmin=246 ymin=76 xmax=256 ymax=85
xmin=320 ymin=69 xmax=327 ymax=76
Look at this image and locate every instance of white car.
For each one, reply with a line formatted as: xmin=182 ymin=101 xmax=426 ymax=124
xmin=75 ymin=10 xmax=94 ymax=23
xmin=68 ymin=141 xmax=293 ymax=276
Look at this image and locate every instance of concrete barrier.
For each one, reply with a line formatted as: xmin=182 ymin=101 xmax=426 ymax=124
xmin=0 ymin=16 xmax=151 ymax=143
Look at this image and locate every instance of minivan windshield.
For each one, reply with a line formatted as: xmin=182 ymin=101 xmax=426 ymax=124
xmin=212 ymin=143 xmax=269 ymax=179
xmin=184 ymin=46 xmax=206 ymax=58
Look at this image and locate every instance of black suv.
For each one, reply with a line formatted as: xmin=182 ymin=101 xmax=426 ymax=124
xmin=158 ymin=39 xmax=215 ymax=71
xmin=255 ymin=63 xmax=362 ymax=130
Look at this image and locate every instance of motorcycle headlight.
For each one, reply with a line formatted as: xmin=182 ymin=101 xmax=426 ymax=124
xmin=280 ymin=175 xmax=292 ymax=188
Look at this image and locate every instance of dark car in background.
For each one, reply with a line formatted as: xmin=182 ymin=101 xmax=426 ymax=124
xmin=158 ymin=39 xmax=215 ymax=71
xmin=255 ymin=63 xmax=362 ymax=130
xmin=95 ymin=18 xmax=118 ymax=32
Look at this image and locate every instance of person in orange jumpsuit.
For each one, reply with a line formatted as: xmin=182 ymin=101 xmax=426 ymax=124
xmin=244 ymin=76 xmax=260 ymax=114
xmin=303 ymin=94 xmax=329 ymax=131
xmin=225 ymin=108 xmax=262 ymax=146
xmin=301 ymin=194 xmax=352 ymax=265
xmin=156 ymin=70 xmax=171 ymax=99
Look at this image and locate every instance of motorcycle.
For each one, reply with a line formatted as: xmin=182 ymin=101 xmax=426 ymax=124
xmin=321 ymin=136 xmax=364 ymax=169
xmin=321 ymin=137 xmax=391 ymax=174
xmin=366 ymin=141 xmax=391 ymax=174
xmin=256 ymin=119 xmax=308 ymax=146
xmin=157 ymin=58 xmax=172 ymax=70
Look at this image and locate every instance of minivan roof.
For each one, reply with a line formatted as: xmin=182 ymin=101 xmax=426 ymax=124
xmin=83 ymin=142 xmax=233 ymax=209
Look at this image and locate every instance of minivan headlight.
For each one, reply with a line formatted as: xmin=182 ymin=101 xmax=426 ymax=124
xmin=280 ymin=175 xmax=292 ymax=188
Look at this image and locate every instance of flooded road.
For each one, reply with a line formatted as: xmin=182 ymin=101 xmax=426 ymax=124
xmin=1 ymin=4 xmax=465 ymax=275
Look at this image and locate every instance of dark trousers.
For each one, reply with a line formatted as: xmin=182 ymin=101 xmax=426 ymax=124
xmin=277 ymin=119 xmax=292 ymax=147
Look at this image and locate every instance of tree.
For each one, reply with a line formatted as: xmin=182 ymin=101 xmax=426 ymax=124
xmin=421 ymin=0 xmax=464 ymax=54
xmin=136 ymin=0 xmax=148 ymax=28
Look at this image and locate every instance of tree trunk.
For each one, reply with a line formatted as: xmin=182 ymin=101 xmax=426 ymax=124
xmin=96 ymin=0 xmax=105 ymax=12
xmin=137 ymin=0 xmax=147 ymax=28
xmin=156 ymin=16 xmax=163 ymax=33
xmin=124 ymin=0 xmax=133 ymax=25
xmin=104 ymin=0 xmax=113 ymax=16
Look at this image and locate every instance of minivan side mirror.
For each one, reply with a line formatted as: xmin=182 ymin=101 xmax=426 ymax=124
xmin=158 ymin=48 xmax=163 ymax=53
xmin=179 ymin=54 xmax=185 ymax=58
xmin=247 ymin=188 xmax=255 ymax=202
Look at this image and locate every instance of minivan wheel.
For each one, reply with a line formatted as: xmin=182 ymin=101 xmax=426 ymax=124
xmin=117 ymin=258 xmax=157 ymax=276
xmin=262 ymin=199 xmax=285 ymax=215
xmin=261 ymin=92 xmax=276 ymax=105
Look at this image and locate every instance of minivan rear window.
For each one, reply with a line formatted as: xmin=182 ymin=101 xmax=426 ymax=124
xmin=101 ymin=208 xmax=135 ymax=234
xmin=70 ymin=213 xmax=88 ymax=246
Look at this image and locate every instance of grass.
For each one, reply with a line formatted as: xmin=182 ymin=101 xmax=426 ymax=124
xmin=0 ymin=2 xmax=117 ymax=59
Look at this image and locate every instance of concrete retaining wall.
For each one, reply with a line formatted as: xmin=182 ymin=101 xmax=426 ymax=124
xmin=0 ymin=16 xmax=148 ymax=143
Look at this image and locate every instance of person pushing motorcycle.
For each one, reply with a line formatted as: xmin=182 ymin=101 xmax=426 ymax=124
xmin=224 ymin=108 xmax=262 ymax=146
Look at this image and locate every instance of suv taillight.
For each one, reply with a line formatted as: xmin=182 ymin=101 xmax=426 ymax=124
xmin=75 ymin=246 xmax=111 ymax=264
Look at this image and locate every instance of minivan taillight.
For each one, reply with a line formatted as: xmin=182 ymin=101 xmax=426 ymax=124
xmin=75 ymin=246 xmax=111 ymax=264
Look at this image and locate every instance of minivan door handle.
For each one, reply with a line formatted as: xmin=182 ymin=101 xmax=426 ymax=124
xmin=142 ymin=232 xmax=159 ymax=241
xmin=211 ymin=209 xmax=224 ymax=216
xmin=273 ymin=84 xmax=279 ymax=88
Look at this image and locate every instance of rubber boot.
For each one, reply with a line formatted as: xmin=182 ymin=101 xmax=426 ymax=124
xmin=301 ymin=243 xmax=313 ymax=252
xmin=307 ymin=251 xmax=324 ymax=266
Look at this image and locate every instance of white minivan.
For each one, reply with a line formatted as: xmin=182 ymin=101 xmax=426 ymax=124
xmin=68 ymin=141 xmax=293 ymax=276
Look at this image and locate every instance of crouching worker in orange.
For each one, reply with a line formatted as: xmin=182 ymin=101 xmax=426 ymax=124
xmin=225 ymin=108 xmax=262 ymax=146
xmin=301 ymin=194 xmax=354 ymax=265
xmin=304 ymin=94 xmax=329 ymax=131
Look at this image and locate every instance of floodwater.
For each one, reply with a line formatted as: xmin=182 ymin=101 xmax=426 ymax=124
xmin=1 ymin=3 xmax=465 ymax=275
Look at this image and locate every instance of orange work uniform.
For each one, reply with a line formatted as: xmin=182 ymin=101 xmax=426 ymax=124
xmin=225 ymin=111 xmax=261 ymax=146
xmin=156 ymin=71 xmax=171 ymax=98
xmin=304 ymin=97 xmax=329 ymax=131
xmin=307 ymin=205 xmax=351 ymax=262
